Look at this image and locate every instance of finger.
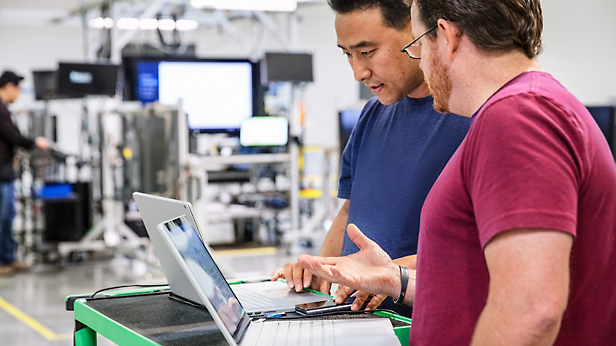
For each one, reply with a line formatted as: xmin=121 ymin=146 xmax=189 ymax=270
xmin=283 ymin=263 xmax=295 ymax=289
xmin=365 ymin=294 xmax=387 ymax=311
xmin=319 ymin=280 xmax=332 ymax=296
xmin=347 ymin=224 xmax=378 ymax=251
xmin=298 ymin=254 xmax=340 ymax=266
xmin=330 ymin=265 xmax=358 ymax=289
xmin=293 ymin=263 xmax=305 ymax=292
xmin=303 ymin=269 xmax=313 ymax=289
xmin=334 ymin=285 xmax=354 ymax=304
xmin=351 ymin=291 xmax=371 ymax=311
xmin=271 ymin=268 xmax=284 ymax=282
xmin=301 ymin=257 xmax=336 ymax=282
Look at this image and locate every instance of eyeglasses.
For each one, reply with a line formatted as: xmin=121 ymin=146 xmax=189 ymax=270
xmin=401 ymin=25 xmax=437 ymax=59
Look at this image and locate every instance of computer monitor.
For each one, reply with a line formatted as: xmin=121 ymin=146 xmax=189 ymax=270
xmin=339 ymin=109 xmax=362 ymax=151
xmin=32 ymin=70 xmax=58 ymax=101
xmin=57 ymin=63 xmax=119 ymax=98
xmin=261 ymin=52 xmax=313 ymax=84
xmin=129 ymin=58 xmax=261 ymax=134
xmin=586 ymin=106 xmax=615 ymax=157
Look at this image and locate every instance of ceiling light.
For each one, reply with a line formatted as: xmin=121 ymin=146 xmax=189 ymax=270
xmin=103 ymin=17 xmax=114 ymax=28
xmin=117 ymin=18 xmax=139 ymax=30
xmin=176 ymin=19 xmax=199 ymax=31
xmin=158 ymin=19 xmax=176 ymax=31
xmin=191 ymin=0 xmax=297 ymax=12
xmin=139 ymin=18 xmax=158 ymax=30
xmin=88 ymin=17 xmax=105 ymax=29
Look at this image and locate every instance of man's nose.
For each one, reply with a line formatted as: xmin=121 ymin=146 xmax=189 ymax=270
xmin=352 ymin=60 xmax=371 ymax=82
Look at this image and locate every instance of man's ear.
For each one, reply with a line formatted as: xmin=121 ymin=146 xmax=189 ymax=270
xmin=437 ymin=19 xmax=463 ymax=60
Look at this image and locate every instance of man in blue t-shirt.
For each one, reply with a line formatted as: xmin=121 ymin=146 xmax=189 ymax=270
xmin=272 ymin=0 xmax=470 ymax=315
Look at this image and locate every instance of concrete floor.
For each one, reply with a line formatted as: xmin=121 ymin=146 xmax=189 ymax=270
xmin=0 ymin=247 xmax=297 ymax=346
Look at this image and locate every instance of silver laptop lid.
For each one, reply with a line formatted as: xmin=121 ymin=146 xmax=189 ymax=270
xmin=133 ymin=192 xmax=203 ymax=303
xmin=157 ymin=215 xmax=250 ymax=345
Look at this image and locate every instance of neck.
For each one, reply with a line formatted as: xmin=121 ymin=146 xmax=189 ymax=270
xmin=449 ymin=49 xmax=541 ymax=117
xmin=407 ymin=81 xmax=431 ymax=99
xmin=0 ymin=90 xmax=9 ymax=105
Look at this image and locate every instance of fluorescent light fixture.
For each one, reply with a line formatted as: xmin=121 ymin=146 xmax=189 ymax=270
xmin=88 ymin=17 xmax=105 ymax=28
xmin=117 ymin=17 xmax=139 ymax=30
xmin=191 ymin=0 xmax=297 ymax=12
xmin=176 ymin=19 xmax=199 ymax=31
xmin=139 ymin=18 xmax=158 ymax=30
xmin=158 ymin=18 xmax=176 ymax=31
xmin=103 ymin=17 xmax=114 ymax=28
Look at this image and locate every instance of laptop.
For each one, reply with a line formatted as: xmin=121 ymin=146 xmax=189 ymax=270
xmin=133 ymin=192 xmax=328 ymax=314
xmin=157 ymin=215 xmax=401 ymax=346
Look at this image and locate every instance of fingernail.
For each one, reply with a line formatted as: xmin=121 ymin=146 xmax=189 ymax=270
xmin=352 ymin=303 xmax=359 ymax=310
xmin=296 ymin=284 xmax=302 ymax=292
xmin=304 ymin=279 xmax=310 ymax=288
xmin=287 ymin=281 xmax=293 ymax=289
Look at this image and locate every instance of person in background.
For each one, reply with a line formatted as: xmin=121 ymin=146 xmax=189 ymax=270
xmin=0 ymin=71 xmax=51 ymax=275
xmin=271 ymin=0 xmax=470 ymax=316
xmin=299 ymin=0 xmax=616 ymax=344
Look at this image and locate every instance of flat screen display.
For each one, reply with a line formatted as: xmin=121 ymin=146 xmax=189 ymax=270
xmin=57 ymin=63 xmax=118 ymax=98
xmin=133 ymin=59 xmax=258 ymax=133
xmin=32 ymin=70 xmax=58 ymax=101
xmin=586 ymin=106 xmax=615 ymax=157
xmin=159 ymin=215 xmax=246 ymax=337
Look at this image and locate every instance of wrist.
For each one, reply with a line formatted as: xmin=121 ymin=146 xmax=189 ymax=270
xmin=387 ymin=263 xmax=402 ymax=298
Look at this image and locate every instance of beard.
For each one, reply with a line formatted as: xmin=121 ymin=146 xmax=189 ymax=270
xmin=425 ymin=49 xmax=452 ymax=114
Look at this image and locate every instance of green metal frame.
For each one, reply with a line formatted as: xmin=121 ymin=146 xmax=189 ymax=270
xmin=68 ymin=282 xmax=411 ymax=346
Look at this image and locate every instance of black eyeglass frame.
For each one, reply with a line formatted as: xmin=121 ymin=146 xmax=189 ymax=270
xmin=401 ymin=25 xmax=437 ymax=59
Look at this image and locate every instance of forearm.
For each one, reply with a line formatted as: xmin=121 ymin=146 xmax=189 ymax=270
xmin=318 ymin=200 xmax=349 ymax=257
xmin=392 ymin=255 xmax=417 ymax=270
xmin=471 ymin=301 xmax=562 ymax=346
xmin=472 ymin=229 xmax=571 ymax=346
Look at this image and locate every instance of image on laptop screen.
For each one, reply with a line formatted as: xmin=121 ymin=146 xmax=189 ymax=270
xmin=159 ymin=216 xmax=245 ymax=336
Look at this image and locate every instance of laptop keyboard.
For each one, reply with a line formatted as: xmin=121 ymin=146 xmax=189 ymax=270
xmin=242 ymin=320 xmax=336 ymax=346
xmin=232 ymin=286 xmax=290 ymax=310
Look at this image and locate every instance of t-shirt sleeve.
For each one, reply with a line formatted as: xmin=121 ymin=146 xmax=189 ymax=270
xmin=465 ymin=95 xmax=583 ymax=248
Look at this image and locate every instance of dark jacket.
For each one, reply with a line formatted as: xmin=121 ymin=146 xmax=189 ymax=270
xmin=0 ymin=99 xmax=35 ymax=182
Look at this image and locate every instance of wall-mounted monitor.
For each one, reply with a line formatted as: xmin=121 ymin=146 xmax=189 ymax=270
xmin=586 ymin=106 xmax=615 ymax=158
xmin=57 ymin=62 xmax=119 ymax=98
xmin=126 ymin=58 xmax=262 ymax=134
xmin=262 ymin=52 xmax=313 ymax=84
xmin=32 ymin=70 xmax=58 ymax=101
xmin=339 ymin=108 xmax=362 ymax=151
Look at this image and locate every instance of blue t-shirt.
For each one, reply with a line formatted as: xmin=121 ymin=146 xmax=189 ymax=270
xmin=339 ymin=96 xmax=471 ymax=258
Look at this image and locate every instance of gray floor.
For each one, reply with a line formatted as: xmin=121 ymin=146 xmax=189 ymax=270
xmin=0 ymin=247 xmax=297 ymax=346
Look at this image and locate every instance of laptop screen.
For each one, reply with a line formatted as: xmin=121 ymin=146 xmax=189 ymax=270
xmin=159 ymin=216 xmax=247 ymax=338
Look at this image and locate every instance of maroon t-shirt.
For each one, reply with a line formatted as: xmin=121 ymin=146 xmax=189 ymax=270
xmin=411 ymin=72 xmax=616 ymax=345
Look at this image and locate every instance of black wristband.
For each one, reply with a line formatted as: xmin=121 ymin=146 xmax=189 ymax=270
xmin=393 ymin=266 xmax=408 ymax=305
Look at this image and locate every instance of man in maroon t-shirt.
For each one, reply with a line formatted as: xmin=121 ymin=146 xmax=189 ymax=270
xmin=298 ymin=0 xmax=616 ymax=345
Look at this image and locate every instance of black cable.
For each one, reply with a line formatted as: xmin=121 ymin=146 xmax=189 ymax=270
xmin=90 ymin=284 xmax=168 ymax=298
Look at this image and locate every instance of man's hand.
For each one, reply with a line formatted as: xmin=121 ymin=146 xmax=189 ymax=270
xmin=271 ymin=262 xmax=332 ymax=294
xmin=35 ymin=137 xmax=51 ymax=150
xmin=298 ymin=224 xmax=401 ymax=298
xmin=334 ymin=284 xmax=387 ymax=310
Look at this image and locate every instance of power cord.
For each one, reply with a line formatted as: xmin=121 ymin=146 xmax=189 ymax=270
xmin=90 ymin=284 xmax=169 ymax=298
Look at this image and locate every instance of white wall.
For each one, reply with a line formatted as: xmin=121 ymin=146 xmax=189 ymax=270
xmin=0 ymin=1 xmax=615 ymax=151
xmin=539 ymin=0 xmax=616 ymax=105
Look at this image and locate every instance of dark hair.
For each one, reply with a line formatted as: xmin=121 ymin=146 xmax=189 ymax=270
xmin=414 ymin=0 xmax=543 ymax=58
xmin=328 ymin=0 xmax=411 ymax=31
